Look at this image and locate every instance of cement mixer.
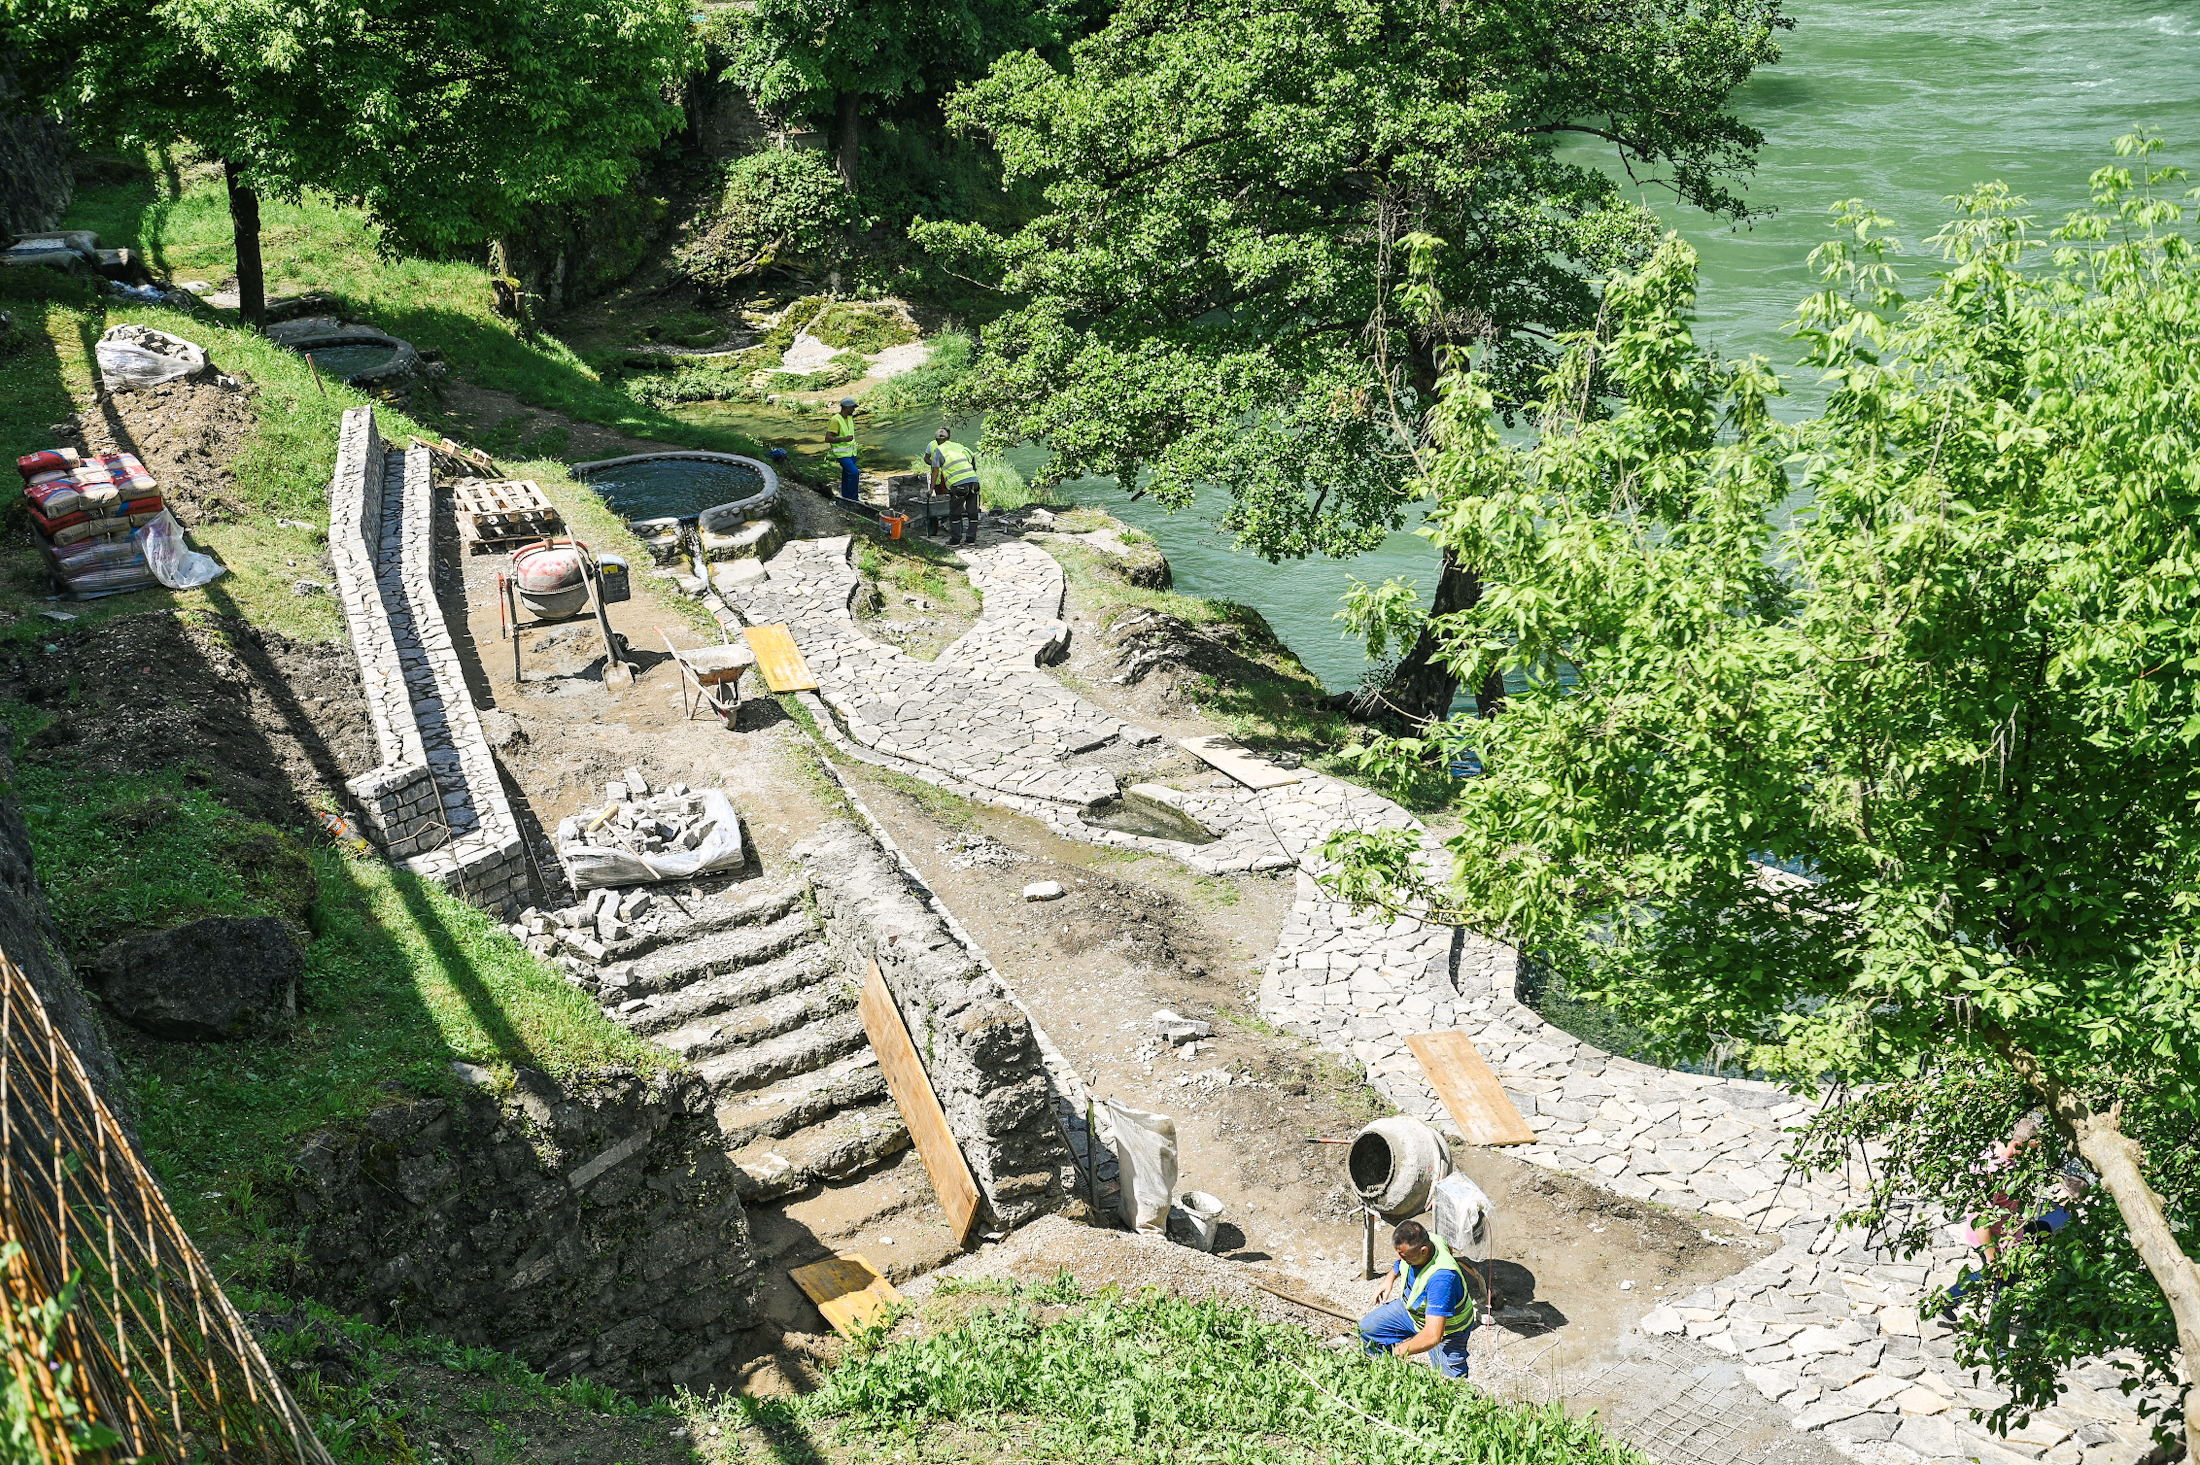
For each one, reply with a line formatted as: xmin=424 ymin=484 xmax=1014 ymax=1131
xmin=497 ymin=538 xmax=637 ymax=687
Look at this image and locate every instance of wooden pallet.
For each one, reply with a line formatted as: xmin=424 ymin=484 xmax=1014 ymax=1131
xmin=455 ymin=478 xmax=562 ymax=550
xmin=411 ymin=434 xmax=502 ymax=478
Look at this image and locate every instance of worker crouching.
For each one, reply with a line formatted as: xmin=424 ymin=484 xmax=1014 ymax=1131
xmin=926 ymin=428 xmax=982 ymax=545
xmin=1359 ymin=1219 xmax=1478 ymax=1378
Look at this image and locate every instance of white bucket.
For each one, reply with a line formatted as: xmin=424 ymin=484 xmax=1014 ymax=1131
xmin=1173 ymin=1190 xmax=1226 ymax=1252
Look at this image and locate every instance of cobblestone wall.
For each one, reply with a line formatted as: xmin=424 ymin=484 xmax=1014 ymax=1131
xmin=328 ymin=407 xmax=527 ymax=911
xmin=794 ymin=820 xmax=1070 ymax=1227
xmin=289 ymin=1065 xmax=756 ymax=1393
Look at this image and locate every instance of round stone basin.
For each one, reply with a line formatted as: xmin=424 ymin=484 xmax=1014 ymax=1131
xmin=576 ymin=455 xmax=771 ymax=522
xmin=302 ymin=341 xmax=401 ymax=379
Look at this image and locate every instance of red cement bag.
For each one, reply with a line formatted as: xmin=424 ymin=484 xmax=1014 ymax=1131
xmin=16 ymin=450 xmax=78 ymax=479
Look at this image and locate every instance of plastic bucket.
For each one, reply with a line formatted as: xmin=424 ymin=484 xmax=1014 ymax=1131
xmin=1174 ymin=1190 xmax=1226 ymax=1252
xmin=881 ymin=513 xmax=909 ymax=540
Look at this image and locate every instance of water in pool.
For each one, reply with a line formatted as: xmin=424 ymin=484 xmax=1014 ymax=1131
xmin=579 ymin=458 xmax=766 ymax=522
xmin=302 ymin=343 xmax=399 ymax=379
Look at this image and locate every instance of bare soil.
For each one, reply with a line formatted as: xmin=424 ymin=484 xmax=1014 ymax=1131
xmin=0 ymin=610 xmax=376 ymax=828
xmin=436 ymin=379 xmax=673 ymax=464
xmin=53 ymin=376 xmax=260 ymax=526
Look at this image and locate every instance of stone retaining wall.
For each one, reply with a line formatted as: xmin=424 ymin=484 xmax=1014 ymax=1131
xmin=794 ymin=820 xmax=1070 ymax=1227
xmin=289 ymin=1065 xmax=756 ymax=1393
xmin=328 ymin=407 xmax=527 ymax=911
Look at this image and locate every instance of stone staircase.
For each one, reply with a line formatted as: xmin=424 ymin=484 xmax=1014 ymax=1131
xmin=588 ymin=879 xmax=912 ymax=1205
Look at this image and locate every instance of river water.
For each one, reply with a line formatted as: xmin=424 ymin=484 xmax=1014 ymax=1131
xmin=680 ymin=3 xmax=2200 ymax=690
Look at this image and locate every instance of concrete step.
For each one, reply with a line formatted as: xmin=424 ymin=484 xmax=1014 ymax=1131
xmin=693 ymin=1009 xmax=870 ymax=1097
xmin=713 ymin=1051 xmax=889 ymax=1151
xmin=620 ymin=909 xmax=820 ymax=995
xmin=730 ymin=1097 xmax=911 ymax=1202
xmin=657 ymin=979 xmax=857 ymax=1063
xmin=603 ymin=881 xmax=806 ymax=963
xmin=621 ymin=946 xmax=833 ymax=1037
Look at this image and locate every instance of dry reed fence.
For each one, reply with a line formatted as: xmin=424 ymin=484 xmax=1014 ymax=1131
xmin=0 ymin=951 xmax=330 ymax=1462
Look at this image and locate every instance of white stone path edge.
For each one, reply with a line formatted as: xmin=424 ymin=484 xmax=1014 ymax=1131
xmin=720 ymin=532 xmax=2167 ymax=1465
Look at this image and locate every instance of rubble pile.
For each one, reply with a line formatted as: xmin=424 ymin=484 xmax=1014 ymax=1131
xmin=551 ymin=769 xmax=747 ymax=891
xmin=940 ymin=832 xmax=1029 ymax=871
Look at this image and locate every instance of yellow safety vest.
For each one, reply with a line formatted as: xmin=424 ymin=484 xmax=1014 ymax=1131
xmin=1401 ymin=1234 xmax=1473 ymax=1336
xmin=829 ymin=413 xmax=858 ymax=460
xmin=930 ymin=439 xmax=980 ymax=488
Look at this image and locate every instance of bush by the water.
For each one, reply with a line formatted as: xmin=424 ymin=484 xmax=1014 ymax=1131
xmin=678 ymin=150 xmax=852 ymax=296
xmin=805 ymin=299 xmax=917 ymax=353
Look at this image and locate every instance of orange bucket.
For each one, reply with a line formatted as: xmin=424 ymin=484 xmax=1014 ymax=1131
xmin=880 ymin=513 xmax=910 ymax=540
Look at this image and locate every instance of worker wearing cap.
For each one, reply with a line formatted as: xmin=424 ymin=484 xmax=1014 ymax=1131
xmin=925 ymin=428 xmax=983 ymax=546
xmin=1359 ymin=1219 xmax=1479 ymax=1378
xmin=828 ymin=397 xmax=861 ymax=501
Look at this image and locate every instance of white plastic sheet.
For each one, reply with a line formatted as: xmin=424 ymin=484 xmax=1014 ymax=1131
xmin=96 ymin=323 xmax=209 ymax=392
xmin=1097 ymin=1097 xmax=1178 ymax=1235
xmin=555 ymin=787 xmax=747 ymax=891
xmin=135 ymin=509 xmax=227 ymax=589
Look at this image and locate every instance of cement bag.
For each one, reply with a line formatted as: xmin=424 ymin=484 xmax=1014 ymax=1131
xmin=555 ymin=787 xmax=747 ymax=891
xmin=136 ymin=509 xmax=227 ymax=589
xmin=1431 ymin=1172 xmax=1494 ymax=1265
xmin=1097 ymin=1098 xmax=1177 ymax=1235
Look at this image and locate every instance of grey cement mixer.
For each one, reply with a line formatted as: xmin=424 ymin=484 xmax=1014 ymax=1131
xmin=498 ymin=538 xmax=637 ymax=687
xmin=1346 ymin=1116 xmax=1494 ymax=1280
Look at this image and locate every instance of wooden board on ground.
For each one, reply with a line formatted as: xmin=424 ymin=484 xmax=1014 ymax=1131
xmin=1179 ymin=733 xmax=1302 ymax=790
xmin=789 ymin=1255 xmax=903 ymax=1338
xmin=454 ymin=478 xmax=562 ymax=550
xmin=858 ymin=961 xmax=982 ymax=1244
xmin=410 ymin=434 xmax=502 ymax=477
xmin=744 ymin=623 xmax=819 ymax=692
xmin=1247 ymin=1273 xmax=1359 ymax=1324
xmin=1405 ymin=1030 xmax=1539 ymax=1146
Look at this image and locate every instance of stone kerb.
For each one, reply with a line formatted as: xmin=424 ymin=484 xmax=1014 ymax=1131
xmin=570 ymin=451 xmax=781 ymax=524
xmin=327 ymin=406 xmax=527 ymax=911
xmin=794 ymin=820 xmax=1069 ymax=1227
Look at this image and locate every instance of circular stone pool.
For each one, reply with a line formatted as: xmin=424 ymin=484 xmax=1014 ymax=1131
xmin=302 ymin=341 xmax=401 ymax=378
xmin=265 ymin=316 xmax=420 ymax=389
xmin=574 ymin=454 xmax=773 ymax=522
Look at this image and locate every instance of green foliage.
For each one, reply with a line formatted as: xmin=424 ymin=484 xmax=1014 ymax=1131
xmin=868 ymin=330 xmax=975 ymax=412
xmin=767 ymin=1283 xmax=1649 ymax=1464
xmin=807 ymin=300 xmax=917 ymax=352
xmin=678 ymin=151 xmax=855 ymax=295
xmin=920 ymin=0 xmax=1789 ymax=562
xmin=0 ymin=1247 xmax=122 ymax=1461
xmin=30 ymin=0 xmax=696 ymax=259
xmin=1326 ymin=138 xmax=2200 ymax=1439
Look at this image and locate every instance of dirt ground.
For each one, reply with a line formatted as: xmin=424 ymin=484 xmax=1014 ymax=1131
xmin=52 ymin=374 xmax=260 ymax=526
xmin=1 ymin=609 xmax=376 ymax=829
xmin=437 ymin=379 xmax=678 ymax=464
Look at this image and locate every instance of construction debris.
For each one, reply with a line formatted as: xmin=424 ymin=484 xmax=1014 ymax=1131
xmin=553 ymin=785 xmax=747 ymax=891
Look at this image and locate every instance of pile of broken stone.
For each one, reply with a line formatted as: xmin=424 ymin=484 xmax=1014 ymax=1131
xmin=505 ymin=883 xmax=668 ymax=969
xmin=578 ymin=769 xmax=714 ymax=857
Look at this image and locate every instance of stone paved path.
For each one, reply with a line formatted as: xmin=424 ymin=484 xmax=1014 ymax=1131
xmin=717 ymin=532 xmax=2171 ymax=1465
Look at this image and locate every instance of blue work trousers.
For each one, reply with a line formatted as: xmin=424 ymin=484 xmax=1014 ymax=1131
xmin=838 ymin=455 xmax=861 ymax=500
xmin=1358 ymin=1300 xmax=1471 ymax=1379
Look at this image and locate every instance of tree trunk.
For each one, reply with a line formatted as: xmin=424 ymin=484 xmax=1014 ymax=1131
xmin=222 ymin=159 xmax=265 ymax=334
xmin=834 ymin=90 xmax=860 ymax=192
xmin=1999 ymin=1041 xmax=2200 ymax=1461
xmin=1380 ymin=548 xmax=1500 ymax=725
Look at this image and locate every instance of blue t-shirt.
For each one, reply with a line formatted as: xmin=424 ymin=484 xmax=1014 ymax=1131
xmin=1397 ymin=1258 xmax=1467 ymax=1320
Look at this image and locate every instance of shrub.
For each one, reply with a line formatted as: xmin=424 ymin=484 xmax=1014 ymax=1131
xmin=677 ymin=150 xmax=851 ymax=296
xmin=807 ymin=300 xmax=916 ymax=353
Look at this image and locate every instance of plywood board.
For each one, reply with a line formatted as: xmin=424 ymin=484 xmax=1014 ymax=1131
xmin=789 ymin=1255 xmax=903 ymax=1338
xmin=744 ymin=624 xmax=819 ymax=692
xmin=858 ymin=962 xmax=983 ymax=1243
xmin=1179 ymin=734 xmax=1301 ymax=790
xmin=1405 ymin=1030 xmax=1539 ymax=1146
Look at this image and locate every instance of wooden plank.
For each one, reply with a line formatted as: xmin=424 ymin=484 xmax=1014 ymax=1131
xmin=789 ymin=1254 xmax=903 ymax=1338
xmin=858 ymin=961 xmax=982 ymax=1244
xmin=744 ymin=623 xmax=819 ymax=692
xmin=1178 ymin=733 xmax=1301 ymax=790
xmin=1405 ymin=1030 xmax=1540 ymax=1146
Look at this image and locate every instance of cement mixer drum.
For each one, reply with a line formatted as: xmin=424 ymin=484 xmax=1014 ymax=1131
xmin=511 ymin=540 xmax=589 ymax=618
xmin=1348 ymin=1116 xmax=1454 ymax=1220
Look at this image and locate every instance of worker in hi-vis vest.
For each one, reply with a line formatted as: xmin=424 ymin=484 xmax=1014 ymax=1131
xmin=1358 ymin=1218 xmax=1480 ymax=1378
xmin=828 ymin=397 xmax=861 ymax=501
xmin=925 ymin=427 xmax=983 ymax=546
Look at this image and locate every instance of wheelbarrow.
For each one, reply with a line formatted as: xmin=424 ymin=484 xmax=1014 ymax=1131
xmin=659 ymin=627 xmax=755 ymax=727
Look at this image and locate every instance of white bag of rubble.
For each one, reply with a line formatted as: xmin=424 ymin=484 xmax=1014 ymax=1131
xmin=555 ymin=787 xmax=746 ymax=891
xmin=1096 ymin=1097 xmax=1178 ymax=1235
xmin=95 ymin=323 xmax=212 ymax=392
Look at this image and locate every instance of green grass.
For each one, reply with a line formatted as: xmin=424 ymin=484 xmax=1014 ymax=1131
xmin=703 ymin=1277 xmax=1650 ymax=1465
xmin=59 ymin=161 xmax=769 ymax=459
xmin=865 ymin=331 xmax=973 ymax=415
xmin=975 ymin=453 xmax=1059 ymax=513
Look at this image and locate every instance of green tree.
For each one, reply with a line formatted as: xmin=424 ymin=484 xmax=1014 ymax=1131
xmin=917 ymin=0 xmax=1788 ymax=718
xmin=1329 ymin=142 xmax=2200 ymax=1453
xmin=19 ymin=0 xmax=693 ymax=330
xmin=718 ymin=0 xmax=1091 ymax=193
